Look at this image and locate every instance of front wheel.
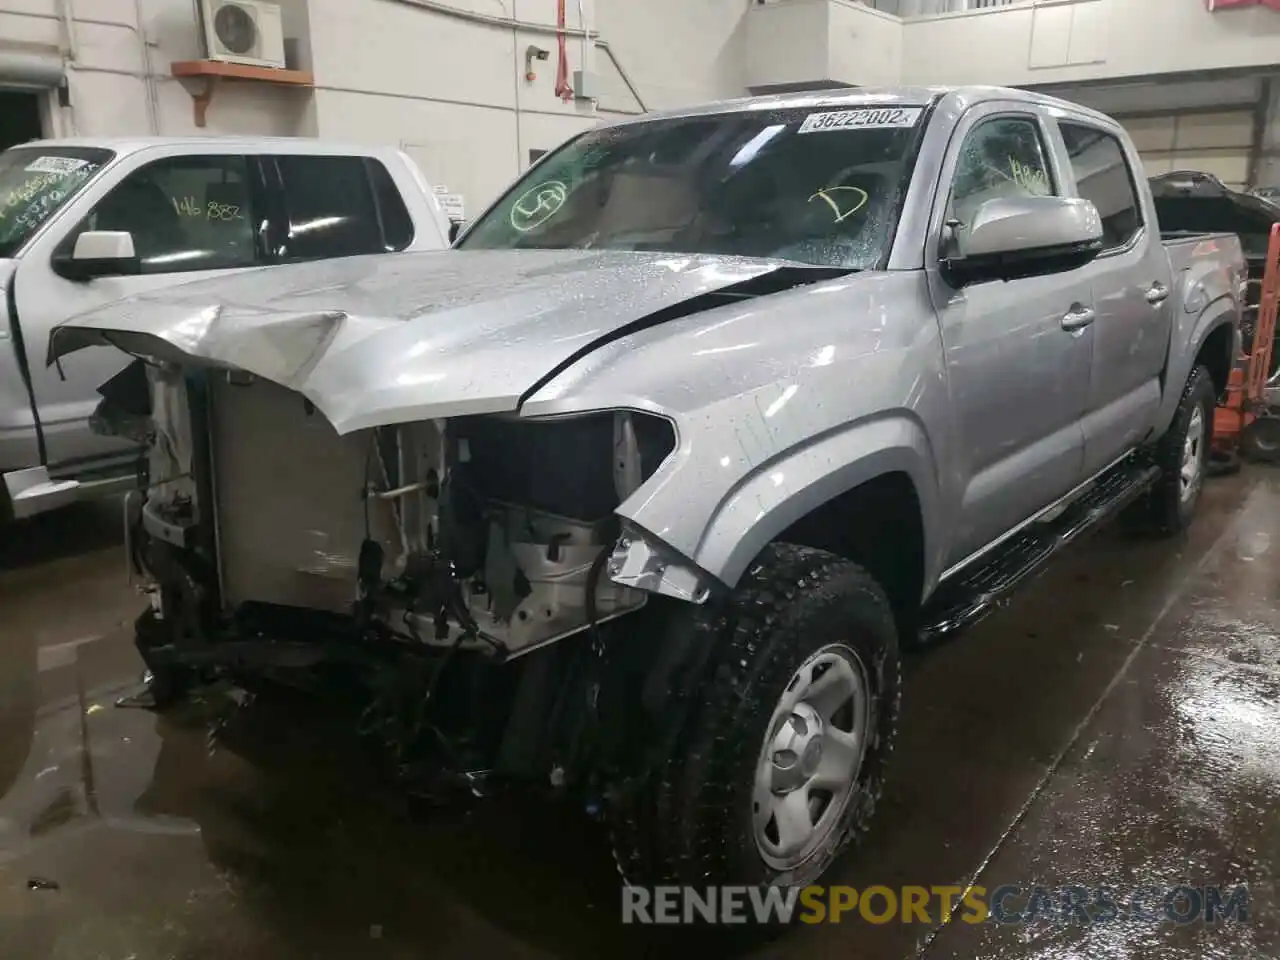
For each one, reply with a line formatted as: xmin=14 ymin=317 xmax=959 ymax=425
xmin=1135 ymin=364 xmax=1216 ymax=535
xmin=609 ymin=543 xmax=901 ymax=889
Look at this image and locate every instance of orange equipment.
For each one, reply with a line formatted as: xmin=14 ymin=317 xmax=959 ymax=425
xmin=1213 ymin=223 xmax=1280 ymax=462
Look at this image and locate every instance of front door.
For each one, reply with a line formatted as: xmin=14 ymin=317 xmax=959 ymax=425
xmin=929 ymin=105 xmax=1096 ymax=569
xmin=13 ymin=152 xmax=265 ymax=467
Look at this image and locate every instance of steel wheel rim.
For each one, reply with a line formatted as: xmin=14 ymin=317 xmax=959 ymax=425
xmin=1180 ymin=405 xmax=1205 ymax=505
xmin=752 ymin=644 xmax=873 ymax=872
xmin=1252 ymin=419 xmax=1280 ymax=454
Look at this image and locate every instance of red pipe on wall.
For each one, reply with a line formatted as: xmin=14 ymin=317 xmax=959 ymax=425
xmin=1206 ymin=0 xmax=1280 ymax=11
xmin=553 ymin=0 xmax=573 ymax=101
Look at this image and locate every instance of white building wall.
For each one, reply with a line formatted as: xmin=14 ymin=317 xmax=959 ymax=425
xmin=0 ymin=0 xmax=753 ymax=211
xmin=310 ymin=0 xmax=754 ymax=209
xmin=746 ymin=0 xmax=900 ymax=91
xmin=746 ymin=0 xmax=1280 ymax=90
xmin=1260 ymin=81 xmax=1280 ymax=189
xmin=0 ymin=0 xmax=317 ymax=138
xmin=899 ymin=0 xmax=1280 ymax=87
xmin=5 ymin=0 xmax=1280 ymax=203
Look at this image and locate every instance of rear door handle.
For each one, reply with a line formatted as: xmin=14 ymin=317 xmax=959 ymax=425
xmin=1061 ymin=305 xmax=1096 ymax=333
xmin=1145 ymin=282 xmax=1170 ymax=305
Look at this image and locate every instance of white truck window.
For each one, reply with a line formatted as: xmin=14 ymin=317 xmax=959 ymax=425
xmin=274 ymin=155 xmax=386 ymax=261
xmin=367 ymin=158 xmax=415 ymax=251
xmin=60 ymin=154 xmax=258 ymax=273
xmin=1058 ymin=122 xmax=1144 ymax=251
xmin=947 ymin=115 xmax=1057 ymax=237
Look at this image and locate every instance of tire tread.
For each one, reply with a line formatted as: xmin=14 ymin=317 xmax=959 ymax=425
xmin=609 ymin=543 xmax=901 ymax=888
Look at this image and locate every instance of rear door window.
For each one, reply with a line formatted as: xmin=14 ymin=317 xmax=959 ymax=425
xmin=272 ymin=155 xmax=388 ymax=261
xmin=1057 ymin=122 xmax=1144 ymax=251
xmin=366 ymin=158 xmax=414 ymax=251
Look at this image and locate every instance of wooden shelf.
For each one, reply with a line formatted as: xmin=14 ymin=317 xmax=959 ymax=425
xmin=170 ymin=60 xmax=315 ymax=128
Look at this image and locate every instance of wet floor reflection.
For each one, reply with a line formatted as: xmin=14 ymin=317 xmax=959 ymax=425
xmin=1 ymin=681 xmax=644 ymax=960
xmin=0 ymin=471 xmax=1278 ymax=959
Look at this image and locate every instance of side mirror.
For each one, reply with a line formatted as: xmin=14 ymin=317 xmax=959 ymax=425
xmin=448 ymin=219 xmax=465 ymax=244
xmin=52 ymin=230 xmax=142 ymax=281
xmin=943 ymin=196 xmax=1104 ymax=286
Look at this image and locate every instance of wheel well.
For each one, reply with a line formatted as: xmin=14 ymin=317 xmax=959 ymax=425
xmin=775 ymin=471 xmax=925 ymax=634
xmin=1197 ymin=323 xmax=1234 ymax=400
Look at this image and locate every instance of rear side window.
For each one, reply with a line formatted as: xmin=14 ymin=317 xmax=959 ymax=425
xmin=1058 ymin=122 xmax=1144 ymax=251
xmin=61 ymin=154 xmax=257 ymax=274
xmin=366 ymin=158 xmax=414 ymax=251
xmin=273 ymin=155 xmax=384 ymax=260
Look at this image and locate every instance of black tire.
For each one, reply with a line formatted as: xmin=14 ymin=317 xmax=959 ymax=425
xmin=133 ymin=608 xmax=198 ymax=708
xmin=1131 ymin=364 xmax=1216 ymax=536
xmin=1242 ymin=416 xmax=1280 ymax=464
xmin=609 ymin=543 xmax=901 ymax=890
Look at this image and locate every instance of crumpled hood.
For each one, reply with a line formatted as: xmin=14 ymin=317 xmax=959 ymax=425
xmin=49 ymin=248 xmax=791 ymax=434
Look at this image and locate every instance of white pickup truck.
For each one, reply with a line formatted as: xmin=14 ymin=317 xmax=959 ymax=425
xmin=0 ymin=136 xmax=453 ymax=520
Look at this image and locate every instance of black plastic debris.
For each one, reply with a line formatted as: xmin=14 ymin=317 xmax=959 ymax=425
xmin=27 ymin=877 xmax=60 ymax=892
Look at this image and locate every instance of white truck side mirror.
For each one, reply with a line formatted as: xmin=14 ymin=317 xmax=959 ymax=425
xmin=53 ymin=230 xmax=141 ymax=281
xmin=73 ymin=230 xmax=136 ymax=261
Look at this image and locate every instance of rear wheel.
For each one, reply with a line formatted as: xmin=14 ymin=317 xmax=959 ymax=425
xmin=609 ymin=543 xmax=901 ymax=889
xmin=1242 ymin=415 xmax=1280 ymax=464
xmin=1132 ymin=364 xmax=1216 ymax=536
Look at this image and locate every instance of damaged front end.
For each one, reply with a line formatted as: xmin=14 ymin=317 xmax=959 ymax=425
xmin=50 ymin=248 xmax=808 ymax=795
xmin=101 ymin=357 xmax=694 ymax=794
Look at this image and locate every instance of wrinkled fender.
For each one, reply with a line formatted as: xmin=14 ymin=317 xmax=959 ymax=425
xmin=1151 ymin=260 xmax=1240 ymax=440
xmin=521 ymin=268 xmax=950 ymax=604
xmin=679 ymin=414 xmax=941 ymax=591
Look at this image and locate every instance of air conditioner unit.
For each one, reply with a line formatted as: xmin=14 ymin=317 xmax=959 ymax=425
xmin=198 ymin=0 xmax=287 ymax=69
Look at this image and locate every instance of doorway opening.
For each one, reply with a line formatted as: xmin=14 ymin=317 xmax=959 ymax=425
xmin=0 ymin=90 xmax=45 ymax=152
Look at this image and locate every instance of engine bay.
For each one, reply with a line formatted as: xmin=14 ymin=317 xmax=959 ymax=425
xmin=125 ymin=362 xmax=677 ymax=661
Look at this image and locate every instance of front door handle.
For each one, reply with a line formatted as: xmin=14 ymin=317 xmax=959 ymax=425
xmin=1145 ymin=282 xmax=1170 ymax=305
xmin=1061 ymin=305 xmax=1096 ymax=333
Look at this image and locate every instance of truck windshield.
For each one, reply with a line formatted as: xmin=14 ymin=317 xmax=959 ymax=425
xmin=458 ymin=105 xmax=927 ymax=269
xmin=0 ymin=145 xmax=113 ymax=258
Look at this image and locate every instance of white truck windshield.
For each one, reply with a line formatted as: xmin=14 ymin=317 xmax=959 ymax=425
xmin=459 ymin=105 xmax=927 ymax=269
xmin=0 ymin=146 xmax=113 ymax=258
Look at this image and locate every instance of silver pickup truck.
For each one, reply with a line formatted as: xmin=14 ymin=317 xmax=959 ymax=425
xmin=50 ymin=86 xmax=1243 ymax=893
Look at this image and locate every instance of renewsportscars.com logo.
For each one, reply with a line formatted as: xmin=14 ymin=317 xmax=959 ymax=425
xmin=621 ymin=884 xmax=1251 ymax=926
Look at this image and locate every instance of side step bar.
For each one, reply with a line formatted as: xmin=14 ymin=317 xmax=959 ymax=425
xmin=919 ymin=460 xmax=1160 ymax=644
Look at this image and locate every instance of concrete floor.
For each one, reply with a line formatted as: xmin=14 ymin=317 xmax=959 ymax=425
xmin=1 ymin=469 xmax=1278 ymax=959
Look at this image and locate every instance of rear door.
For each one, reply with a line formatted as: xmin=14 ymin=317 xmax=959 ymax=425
xmin=1054 ymin=120 xmax=1172 ymax=477
xmin=929 ymin=103 xmax=1096 ymax=568
xmin=13 ymin=151 xmax=268 ymax=467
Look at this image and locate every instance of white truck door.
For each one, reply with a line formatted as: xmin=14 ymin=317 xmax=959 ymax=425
xmin=13 ymin=152 xmax=266 ymax=468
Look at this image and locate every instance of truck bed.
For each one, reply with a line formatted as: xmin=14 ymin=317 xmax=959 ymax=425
xmin=1161 ymin=230 xmax=1245 ymax=274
